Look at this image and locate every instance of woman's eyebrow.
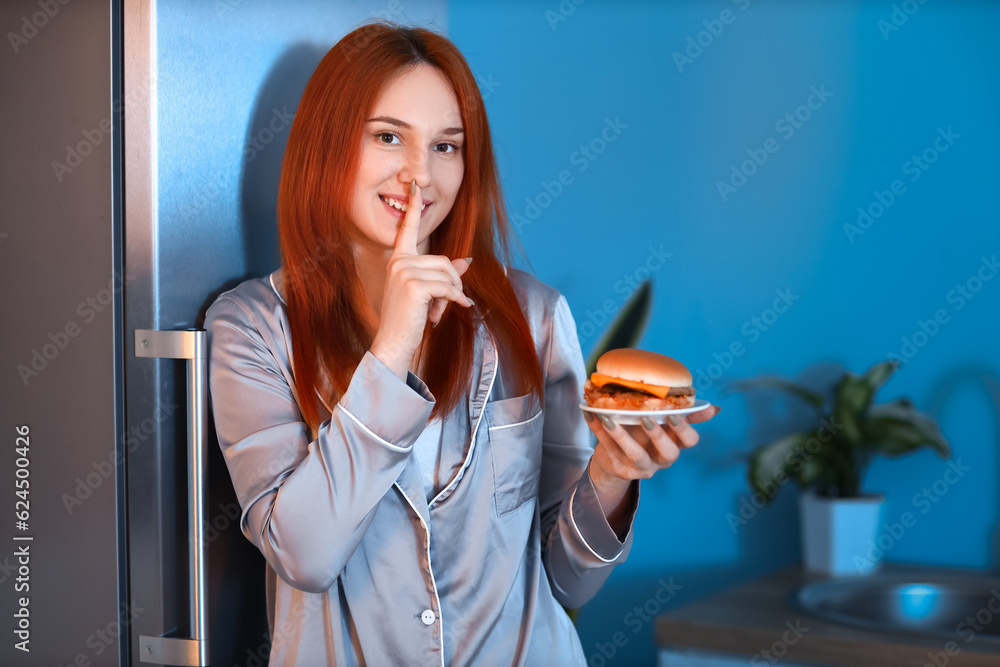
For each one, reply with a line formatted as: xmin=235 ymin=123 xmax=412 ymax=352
xmin=366 ymin=116 xmax=464 ymax=136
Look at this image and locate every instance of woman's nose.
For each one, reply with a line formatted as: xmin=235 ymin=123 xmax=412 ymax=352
xmin=398 ymin=147 xmax=431 ymax=189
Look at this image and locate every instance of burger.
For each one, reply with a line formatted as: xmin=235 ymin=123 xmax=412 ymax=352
xmin=583 ymin=348 xmax=695 ymax=411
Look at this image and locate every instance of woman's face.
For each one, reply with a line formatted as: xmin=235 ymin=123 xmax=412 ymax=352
xmin=348 ymin=63 xmax=465 ymax=255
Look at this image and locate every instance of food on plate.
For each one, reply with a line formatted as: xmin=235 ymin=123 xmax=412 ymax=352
xmin=583 ymin=348 xmax=695 ymax=411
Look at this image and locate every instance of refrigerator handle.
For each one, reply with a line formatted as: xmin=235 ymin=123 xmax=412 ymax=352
xmin=135 ymin=329 xmax=210 ymax=666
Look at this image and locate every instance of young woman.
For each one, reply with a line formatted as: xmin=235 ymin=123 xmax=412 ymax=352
xmin=206 ymin=21 xmax=719 ymax=666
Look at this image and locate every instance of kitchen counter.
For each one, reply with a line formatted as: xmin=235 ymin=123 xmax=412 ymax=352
xmin=655 ymin=563 xmax=1000 ymax=667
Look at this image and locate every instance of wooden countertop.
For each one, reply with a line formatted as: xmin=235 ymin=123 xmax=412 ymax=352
xmin=655 ymin=563 xmax=1000 ymax=667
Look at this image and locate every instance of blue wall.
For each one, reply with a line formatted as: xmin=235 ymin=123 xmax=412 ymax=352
xmin=450 ymin=1 xmax=1000 ymax=664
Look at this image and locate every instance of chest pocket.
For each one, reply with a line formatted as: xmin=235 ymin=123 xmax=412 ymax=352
xmin=486 ymin=393 xmax=544 ymax=517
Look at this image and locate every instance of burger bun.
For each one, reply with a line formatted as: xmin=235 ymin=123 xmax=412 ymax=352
xmin=584 ymin=348 xmax=695 ymax=411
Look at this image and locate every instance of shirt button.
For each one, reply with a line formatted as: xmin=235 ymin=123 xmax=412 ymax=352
xmin=420 ymin=609 xmax=436 ymax=626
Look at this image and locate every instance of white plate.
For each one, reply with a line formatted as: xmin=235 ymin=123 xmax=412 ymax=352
xmin=579 ymin=398 xmax=712 ymax=425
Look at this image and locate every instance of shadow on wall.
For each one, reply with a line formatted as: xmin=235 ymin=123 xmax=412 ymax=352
xmin=240 ymin=42 xmax=329 ymax=279
xmin=194 ymin=42 xmax=326 ymax=325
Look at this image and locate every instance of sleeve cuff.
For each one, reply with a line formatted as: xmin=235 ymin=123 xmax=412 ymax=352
xmin=336 ymin=351 xmax=435 ymax=449
xmin=569 ymin=463 xmax=639 ymax=562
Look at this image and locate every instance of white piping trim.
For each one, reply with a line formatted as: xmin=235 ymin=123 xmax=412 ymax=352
xmin=316 ymin=388 xmax=334 ymax=415
xmin=567 ymin=484 xmax=623 ymax=563
xmin=335 ymin=403 xmax=410 ymax=452
xmin=487 ymin=409 xmax=541 ymax=432
xmin=394 ymin=482 xmax=445 ymax=667
xmin=429 ymin=332 xmax=499 ymax=508
xmin=268 ymin=271 xmax=286 ymax=304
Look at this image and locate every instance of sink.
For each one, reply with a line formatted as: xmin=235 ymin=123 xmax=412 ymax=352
xmin=796 ymin=572 xmax=1000 ymax=644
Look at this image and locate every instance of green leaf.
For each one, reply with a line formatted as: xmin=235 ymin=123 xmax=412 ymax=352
xmin=874 ymin=436 xmax=926 ymax=456
xmin=862 ymin=360 xmax=899 ymax=390
xmin=564 ymin=605 xmax=580 ymax=624
xmin=747 ymin=431 xmax=811 ymax=503
xmin=800 ymin=426 xmax=855 ymax=493
xmin=738 ymin=359 xmax=949 ymax=501
xmin=726 ymin=377 xmax=826 ymax=409
xmin=797 ymin=455 xmax=826 ymax=487
xmin=585 ymin=279 xmax=653 ymax=376
xmin=832 ymin=378 xmax=862 ymax=446
xmin=832 ymin=361 xmax=897 ymax=447
xmin=865 ymin=399 xmax=951 ymax=458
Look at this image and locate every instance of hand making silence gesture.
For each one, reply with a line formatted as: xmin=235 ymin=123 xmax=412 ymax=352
xmin=369 ymin=179 xmax=473 ymax=381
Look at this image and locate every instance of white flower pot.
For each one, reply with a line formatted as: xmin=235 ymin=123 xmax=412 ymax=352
xmin=799 ymin=491 xmax=885 ymax=577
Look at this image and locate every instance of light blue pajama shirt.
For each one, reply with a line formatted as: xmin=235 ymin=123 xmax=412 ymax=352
xmin=205 ymin=266 xmax=639 ymax=666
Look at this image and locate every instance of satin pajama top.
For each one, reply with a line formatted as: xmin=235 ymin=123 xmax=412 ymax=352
xmin=205 ymin=266 xmax=639 ymax=666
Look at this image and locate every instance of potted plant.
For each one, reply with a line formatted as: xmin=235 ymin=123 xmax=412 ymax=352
xmin=731 ymin=360 xmax=951 ymax=576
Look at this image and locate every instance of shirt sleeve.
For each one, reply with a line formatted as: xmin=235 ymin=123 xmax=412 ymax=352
xmin=537 ymin=294 xmax=639 ymax=609
xmin=206 ymin=295 xmax=435 ymax=594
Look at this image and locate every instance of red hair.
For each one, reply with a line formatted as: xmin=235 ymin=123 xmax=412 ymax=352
xmin=278 ymin=21 xmax=544 ymax=430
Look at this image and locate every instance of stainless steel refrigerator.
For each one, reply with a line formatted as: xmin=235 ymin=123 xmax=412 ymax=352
xmin=1 ymin=1 xmax=446 ymax=664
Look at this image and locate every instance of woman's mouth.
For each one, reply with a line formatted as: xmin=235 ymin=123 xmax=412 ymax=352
xmin=380 ymin=194 xmax=429 ymax=216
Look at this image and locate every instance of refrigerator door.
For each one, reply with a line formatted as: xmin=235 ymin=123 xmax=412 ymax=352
xmin=123 ymin=2 xmax=448 ymax=665
xmin=0 ymin=1 xmax=123 ymax=665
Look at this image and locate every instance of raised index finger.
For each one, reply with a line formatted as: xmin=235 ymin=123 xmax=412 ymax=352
xmin=391 ymin=179 xmax=421 ymax=257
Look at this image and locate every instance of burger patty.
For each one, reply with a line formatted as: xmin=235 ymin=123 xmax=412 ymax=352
xmin=584 ymin=380 xmax=695 ymax=411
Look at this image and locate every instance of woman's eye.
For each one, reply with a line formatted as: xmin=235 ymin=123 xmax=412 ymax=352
xmin=434 ymin=143 xmax=459 ymax=154
xmin=375 ymin=132 xmax=400 ymax=144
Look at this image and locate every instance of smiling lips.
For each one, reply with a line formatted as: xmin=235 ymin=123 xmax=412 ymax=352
xmin=380 ymin=194 xmax=430 ymax=215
